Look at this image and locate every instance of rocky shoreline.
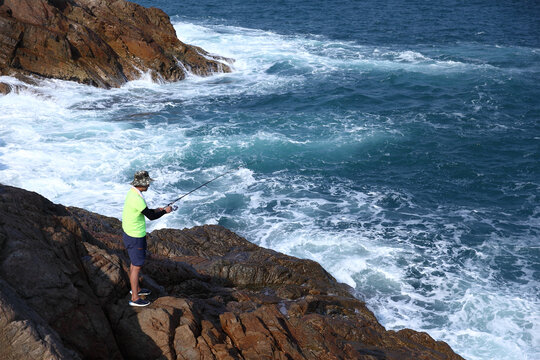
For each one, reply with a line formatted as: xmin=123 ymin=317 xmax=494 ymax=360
xmin=0 ymin=184 xmax=464 ymax=359
xmin=0 ymin=0 xmax=231 ymax=94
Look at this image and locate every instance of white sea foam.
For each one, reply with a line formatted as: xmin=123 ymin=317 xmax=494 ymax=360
xmin=172 ymin=20 xmax=499 ymax=79
xmin=212 ymin=159 xmax=539 ymax=360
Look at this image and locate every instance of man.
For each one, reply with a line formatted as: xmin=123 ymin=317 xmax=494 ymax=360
xmin=122 ymin=170 xmax=172 ymax=307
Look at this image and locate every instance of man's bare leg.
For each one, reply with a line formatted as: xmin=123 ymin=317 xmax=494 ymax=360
xmin=130 ymin=264 xmax=141 ymax=301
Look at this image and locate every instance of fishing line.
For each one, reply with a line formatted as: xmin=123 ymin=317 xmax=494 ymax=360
xmin=167 ymin=160 xmax=257 ymax=210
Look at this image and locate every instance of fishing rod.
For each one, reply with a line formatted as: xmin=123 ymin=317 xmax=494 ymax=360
xmin=167 ymin=165 xmax=242 ymax=209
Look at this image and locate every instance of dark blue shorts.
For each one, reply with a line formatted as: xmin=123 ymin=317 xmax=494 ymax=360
xmin=123 ymin=232 xmax=147 ymax=266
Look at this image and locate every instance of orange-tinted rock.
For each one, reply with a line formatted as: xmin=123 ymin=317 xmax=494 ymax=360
xmin=0 ymin=0 xmax=231 ymax=89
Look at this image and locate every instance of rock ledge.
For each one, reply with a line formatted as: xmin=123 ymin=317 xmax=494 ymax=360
xmin=0 ymin=184 xmax=464 ymax=360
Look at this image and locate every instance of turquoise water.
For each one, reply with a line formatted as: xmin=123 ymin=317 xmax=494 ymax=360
xmin=1 ymin=1 xmax=539 ymax=359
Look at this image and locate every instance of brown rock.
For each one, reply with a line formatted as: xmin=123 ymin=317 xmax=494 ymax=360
xmin=0 ymin=184 xmax=465 ymax=360
xmin=0 ymin=82 xmax=11 ymax=94
xmin=111 ymin=297 xmax=185 ymax=360
xmin=0 ymin=279 xmax=82 ymax=360
xmin=0 ymin=0 xmax=231 ymax=88
xmin=149 ymin=226 xmax=352 ymax=299
xmin=81 ymin=241 xmax=129 ymax=306
xmin=0 ymin=185 xmax=122 ymax=359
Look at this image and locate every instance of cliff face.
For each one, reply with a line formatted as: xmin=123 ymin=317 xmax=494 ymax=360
xmin=0 ymin=184 xmax=464 ymax=360
xmin=0 ymin=0 xmax=231 ymax=93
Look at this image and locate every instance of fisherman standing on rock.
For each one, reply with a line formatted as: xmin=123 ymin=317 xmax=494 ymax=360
xmin=122 ymin=170 xmax=172 ymax=307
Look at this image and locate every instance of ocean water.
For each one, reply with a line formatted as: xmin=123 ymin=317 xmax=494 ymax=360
xmin=1 ymin=1 xmax=539 ymax=359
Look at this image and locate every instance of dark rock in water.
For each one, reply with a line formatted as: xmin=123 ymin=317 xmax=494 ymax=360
xmin=0 ymin=0 xmax=231 ymax=89
xmin=0 ymin=184 xmax=465 ymax=360
xmin=0 ymin=82 xmax=10 ymax=94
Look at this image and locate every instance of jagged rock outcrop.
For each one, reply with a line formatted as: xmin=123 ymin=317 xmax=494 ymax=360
xmin=0 ymin=0 xmax=231 ymax=89
xmin=0 ymin=184 xmax=465 ymax=360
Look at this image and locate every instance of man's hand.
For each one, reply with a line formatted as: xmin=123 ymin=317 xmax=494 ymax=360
xmin=164 ymin=206 xmax=173 ymax=213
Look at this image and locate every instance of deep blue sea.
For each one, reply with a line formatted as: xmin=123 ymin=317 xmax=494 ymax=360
xmin=1 ymin=1 xmax=539 ymax=359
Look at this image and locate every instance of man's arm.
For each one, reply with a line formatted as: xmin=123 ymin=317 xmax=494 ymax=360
xmin=141 ymin=207 xmax=167 ymax=220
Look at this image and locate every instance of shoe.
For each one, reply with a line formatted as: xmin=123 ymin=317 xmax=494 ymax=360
xmin=129 ymin=298 xmax=151 ymax=307
xmin=130 ymin=288 xmax=151 ymax=296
